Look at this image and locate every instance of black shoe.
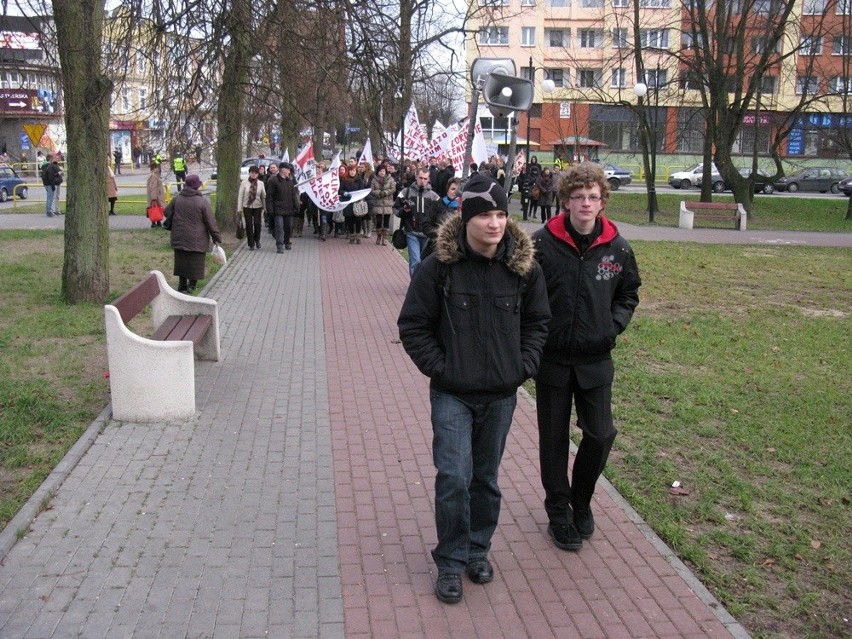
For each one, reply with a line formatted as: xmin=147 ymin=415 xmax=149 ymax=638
xmin=574 ymin=506 xmax=595 ymax=539
xmin=435 ymin=573 xmax=463 ymax=604
xmin=548 ymin=522 xmax=583 ymax=551
xmin=277 ymin=247 xmax=284 ymax=254
xmin=465 ymin=559 xmax=493 ymax=584
xmin=285 ymin=244 xmax=292 ymax=250
xmin=109 ymin=212 xmax=116 ymax=216
xmin=256 ymin=242 xmax=260 ymax=249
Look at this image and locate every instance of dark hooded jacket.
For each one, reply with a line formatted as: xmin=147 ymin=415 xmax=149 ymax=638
xmin=531 ymin=213 xmax=640 ymax=378
xmin=164 ymin=186 xmax=222 ymax=252
xmin=398 ymin=216 xmax=551 ymax=403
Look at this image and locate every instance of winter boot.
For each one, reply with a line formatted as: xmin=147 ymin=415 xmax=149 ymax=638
xmin=364 ymin=218 xmax=372 ymax=239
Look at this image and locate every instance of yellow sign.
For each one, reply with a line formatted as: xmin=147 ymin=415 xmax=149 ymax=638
xmin=23 ymin=123 xmax=47 ymax=147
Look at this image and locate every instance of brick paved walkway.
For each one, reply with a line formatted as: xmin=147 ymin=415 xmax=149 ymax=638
xmin=0 ymin=229 xmax=748 ymax=638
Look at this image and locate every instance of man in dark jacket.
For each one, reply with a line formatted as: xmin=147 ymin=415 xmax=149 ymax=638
xmin=397 ymin=173 xmax=551 ymax=605
xmin=532 ymin=163 xmax=641 ymax=552
xmin=266 ymin=162 xmax=300 ymax=252
xmin=42 ymin=154 xmax=63 ymax=217
xmin=393 ymin=168 xmax=439 ymax=276
xmin=432 ymin=159 xmax=455 ymax=197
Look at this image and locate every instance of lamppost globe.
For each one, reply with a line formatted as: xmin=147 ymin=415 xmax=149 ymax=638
xmin=633 ymin=82 xmax=648 ymax=98
xmin=541 ymin=78 xmax=555 ymax=94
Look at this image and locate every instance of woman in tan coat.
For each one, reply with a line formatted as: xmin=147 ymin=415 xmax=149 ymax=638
xmin=146 ymin=162 xmax=166 ymax=228
xmin=369 ymin=163 xmax=396 ymax=245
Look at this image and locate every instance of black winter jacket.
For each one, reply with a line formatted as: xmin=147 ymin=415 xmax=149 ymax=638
xmin=532 ymin=214 xmax=640 ymax=370
xmin=266 ymin=174 xmax=300 ymax=216
xmin=398 ymin=216 xmax=551 ymax=403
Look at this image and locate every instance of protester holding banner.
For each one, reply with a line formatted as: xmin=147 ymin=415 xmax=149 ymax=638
xmin=340 ymin=164 xmax=368 ymax=244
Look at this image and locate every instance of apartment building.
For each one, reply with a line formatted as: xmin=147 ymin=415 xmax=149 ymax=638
xmin=467 ymin=0 xmax=852 ymax=162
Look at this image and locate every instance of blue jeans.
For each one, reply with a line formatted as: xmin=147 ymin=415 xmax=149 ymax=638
xmin=45 ymin=185 xmax=55 ymax=216
xmin=406 ymin=233 xmax=429 ymax=277
xmin=430 ymin=389 xmax=517 ymax=574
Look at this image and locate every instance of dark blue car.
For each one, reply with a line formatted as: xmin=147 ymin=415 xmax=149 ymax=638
xmin=0 ymin=164 xmax=28 ymax=202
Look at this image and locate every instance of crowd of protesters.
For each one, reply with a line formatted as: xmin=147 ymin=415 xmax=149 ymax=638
xmin=234 ymin=150 xmax=571 ymax=265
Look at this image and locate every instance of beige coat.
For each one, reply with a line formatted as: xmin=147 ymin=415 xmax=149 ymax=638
xmin=146 ymin=169 xmax=165 ymax=205
xmin=237 ymin=177 xmax=266 ymax=211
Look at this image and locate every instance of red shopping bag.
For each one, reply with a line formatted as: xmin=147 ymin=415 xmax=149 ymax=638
xmin=147 ymin=204 xmax=164 ymax=223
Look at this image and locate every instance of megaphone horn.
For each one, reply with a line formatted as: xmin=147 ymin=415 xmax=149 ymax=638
xmin=482 ymin=74 xmax=534 ymax=117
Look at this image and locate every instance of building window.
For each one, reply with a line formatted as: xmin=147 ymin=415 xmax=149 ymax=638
xmin=640 ymin=0 xmax=672 ymax=6
xmin=679 ymin=71 xmax=704 ymax=90
xmin=803 ymin=0 xmax=826 ymax=13
xmin=121 ymin=87 xmax=131 ymax=112
xmin=547 ymin=29 xmax=570 ymax=47
xmin=612 ymin=28 xmax=628 ymax=48
xmin=136 ymin=51 xmax=146 ymax=74
xmin=521 ymin=0 xmax=536 ymax=5
xmin=830 ymin=76 xmax=851 ymax=92
xmin=837 ymin=0 xmax=851 ymax=14
xmin=796 ymin=75 xmax=819 ymax=95
xmin=529 ymin=104 xmax=542 ymax=117
xmin=753 ymin=0 xmax=781 ymax=13
xmin=640 ymin=29 xmax=669 ymax=49
xmin=612 ymin=0 xmax=629 ymax=6
xmin=752 ymin=36 xmax=780 ymax=54
xmin=676 ymin=109 xmax=706 ymax=153
xmin=643 ymin=68 xmax=667 ymax=88
xmin=479 ymin=0 xmax=510 ymax=5
xmin=580 ymin=0 xmax=603 ymax=6
xmin=682 ymin=31 xmax=705 ymax=49
xmin=761 ymin=75 xmax=777 ymax=94
xmin=139 ymin=87 xmax=148 ymax=110
xmin=578 ymin=68 xmax=602 ymax=88
xmin=479 ymin=27 xmax=509 ymax=45
xmin=611 ymin=68 xmax=627 ymax=88
xmin=801 ymin=34 xmax=823 ymax=55
xmin=520 ymin=66 xmax=532 ymax=80
xmin=546 ymin=68 xmax=565 ymax=87
xmin=579 ymin=29 xmax=603 ymax=48
xmin=522 ymin=27 xmax=536 ymax=46
xmin=832 ymin=35 xmax=851 ymax=55
xmin=550 ymin=0 xmax=570 ymax=6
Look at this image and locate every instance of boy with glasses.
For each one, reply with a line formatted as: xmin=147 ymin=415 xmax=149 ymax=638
xmin=531 ymin=163 xmax=641 ymax=551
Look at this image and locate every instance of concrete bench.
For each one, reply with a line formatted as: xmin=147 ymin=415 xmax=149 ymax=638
xmin=104 ymin=270 xmax=220 ymax=422
xmin=679 ymin=200 xmax=747 ymax=231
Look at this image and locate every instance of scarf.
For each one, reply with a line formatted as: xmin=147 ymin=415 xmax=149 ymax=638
xmin=248 ymin=177 xmax=258 ymax=205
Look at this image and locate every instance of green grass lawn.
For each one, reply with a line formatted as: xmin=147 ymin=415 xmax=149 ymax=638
xmin=0 ymin=225 xmax=849 ymax=637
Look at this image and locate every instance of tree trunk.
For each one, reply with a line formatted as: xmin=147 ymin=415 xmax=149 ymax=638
xmin=214 ymin=3 xmax=253 ymax=228
xmin=54 ymin=0 xmax=112 ymax=303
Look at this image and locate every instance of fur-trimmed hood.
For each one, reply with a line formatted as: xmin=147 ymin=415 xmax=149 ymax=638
xmin=433 ymin=215 xmax=536 ymax=277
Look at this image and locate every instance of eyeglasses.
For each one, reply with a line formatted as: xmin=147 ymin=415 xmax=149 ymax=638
xmin=569 ymin=195 xmax=602 ymax=203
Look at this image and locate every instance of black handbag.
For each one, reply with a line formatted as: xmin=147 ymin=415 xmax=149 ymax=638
xmin=391 ymin=228 xmax=407 ymax=249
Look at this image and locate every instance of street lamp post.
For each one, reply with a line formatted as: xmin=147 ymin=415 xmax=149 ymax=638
xmin=523 ymin=56 xmax=555 ymax=171
xmin=633 ymin=80 xmax=658 ymax=223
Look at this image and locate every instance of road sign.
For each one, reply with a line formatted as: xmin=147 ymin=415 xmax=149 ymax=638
xmin=23 ymin=123 xmax=47 ymax=146
xmin=20 ymin=133 xmax=31 ymax=150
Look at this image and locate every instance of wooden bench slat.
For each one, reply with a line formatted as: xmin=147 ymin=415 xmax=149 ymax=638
xmin=112 ymin=274 xmax=160 ymax=324
xmin=683 ymin=201 xmax=738 ymax=210
xmin=151 ymin=315 xmax=182 ymax=341
xmin=166 ymin=315 xmax=198 ymax=341
xmin=181 ymin=315 xmax=213 ymax=345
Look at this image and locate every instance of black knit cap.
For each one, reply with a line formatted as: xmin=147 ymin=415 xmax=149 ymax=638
xmin=461 ymin=172 xmax=508 ymax=223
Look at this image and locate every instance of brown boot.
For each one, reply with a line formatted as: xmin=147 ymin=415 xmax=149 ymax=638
xmin=381 ymin=229 xmax=388 ymax=245
xmin=376 ymin=230 xmax=382 ymax=245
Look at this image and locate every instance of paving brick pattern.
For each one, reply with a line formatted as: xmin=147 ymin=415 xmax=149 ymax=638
xmin=0 ymin=228 xmax=747 ymax=638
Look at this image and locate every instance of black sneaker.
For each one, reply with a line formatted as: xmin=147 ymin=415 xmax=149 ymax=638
xmin=435 ymin=573 xmax=463 ymax=604
xmin=465 ymin=559 xmax=494 ymax=584
xmin=574 ymin=506 xmax=595 ymax=539
xmin=548 ymin=522 xmax=583 ymax=551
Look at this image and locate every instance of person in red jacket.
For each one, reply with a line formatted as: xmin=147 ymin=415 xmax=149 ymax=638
xmin=532 ymin=163 xmax=641 ymax=551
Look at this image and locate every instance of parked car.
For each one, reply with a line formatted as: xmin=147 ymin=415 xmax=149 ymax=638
xmin=669 ymin=163 xmax=721 ymax=190
xmin=839 ymin=175 xmax=852 ymax=196
xmin=713 ymin=169 xmax=776 ymax=194
xmin=602 ymin=163 xmax=632 ymax=190
xmin=0 ymin=164 xmax=28 ymax=202
xmin=773 ymin=167 xmax=849 ymax=193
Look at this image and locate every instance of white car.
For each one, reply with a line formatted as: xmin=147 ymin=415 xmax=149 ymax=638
xmin=669 ymin=163 xmax=722 ymax=190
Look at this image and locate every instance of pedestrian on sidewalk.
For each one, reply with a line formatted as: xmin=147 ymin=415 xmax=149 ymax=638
xmin=146 ymin=162 xmax=165 ymax=228
xmin=531 ymin=163 xmax=641 ymax=551
xmin=266 ymin=162 xmax=299 ymax=252
xmin=42 ymin=153 xmax=62 ymax=217
xmin=107 ymin=164 xmax=118 ymax=215
xmin=397 ymin=173 xmax=550 ymax=605
xmin=163 ymin=174 xmax=222 ymax=294
xmin=394 ymin=168 xmax=439 ymax=276
xmin=237 ymin=165 xmax=266 ymax=250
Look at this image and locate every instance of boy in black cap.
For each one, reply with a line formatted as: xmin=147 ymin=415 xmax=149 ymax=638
xmin=397 ymin=172 xmax=551 ymax=604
